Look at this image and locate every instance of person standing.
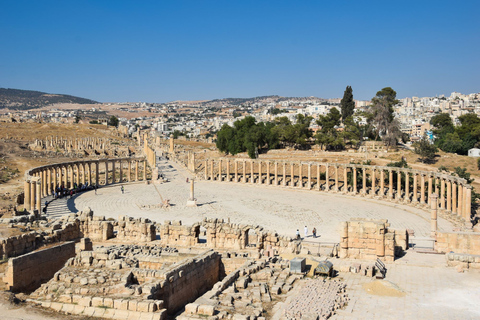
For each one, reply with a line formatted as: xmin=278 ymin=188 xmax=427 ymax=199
xmin=312 ymin=227 xmax=317 ymax=238
xmin=304 ymin=226 xmax=308 ymax=237
xmin=296 ymin=229 xmax=300 ymax=239
xmin=121 ymin=185 xmax=124 ymax=194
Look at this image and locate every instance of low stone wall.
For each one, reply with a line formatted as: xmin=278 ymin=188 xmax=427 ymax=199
xmin=154 ymin=250 xmax=221 ymax=314
xmin=0 ymin=232 xmax=40 ymax=259
xmin=445 ymin=252 xmax=480 ymax=270
xmin=160 ymin=221 xmax=199 ymax=246
xmin=115 ymin=216 xmax=156 ymax=242
xmin=339 ymin=219 xmax=408 ymax=262
xmin=436 ymin=231 xmax=480 ymax=255
xmin=4 ymin=241 xmax=75 ymax=292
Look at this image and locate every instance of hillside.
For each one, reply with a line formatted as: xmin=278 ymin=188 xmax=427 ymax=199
xmin=0 ymin=88 xmax=98 ymax=110
xmin=200 ymin=95 xmax=328 ymax=107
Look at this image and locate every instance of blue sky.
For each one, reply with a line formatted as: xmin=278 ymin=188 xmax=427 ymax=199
xmin=1 ymin=1 xmax=479 ymax=102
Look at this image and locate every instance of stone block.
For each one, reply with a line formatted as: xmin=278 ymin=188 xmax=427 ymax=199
xmin=290 ymin=257 xmax=305 ymax=273
xmin=184 ymin=303 xmax=198 ymax=314
xmin=78 ymin=296 xmax=92 ymax=307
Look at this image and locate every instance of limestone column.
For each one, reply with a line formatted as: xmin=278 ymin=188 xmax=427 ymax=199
xmin=388 ymin=170 xmax=393 ymax=199
xmin=308 ymin=164 xmax=312 ymax=189
xmin=204 ymin=160 xmax=208 ymax=180
xmin=376 ymin=225 xmax=385 ymax=258
xmin=30 ymin=180 xmax=35 ymax=211
xmin=371 ymin=168 xmax=376 ymax=196
xmin=210 ymin=160 xmax=214 ymax=181
xmin=266 ymin=161 xmax=270 ymax=185
xmin=119 ymin=160 xmax=123 ymax=183
xmin=227 ymin=160 xmax=231 ymax=182
xmin=42 ymin=170 xmax=46 ymax=197
xmin=274 ymin=162 xmax=278 ymax=186
xmin=36 ymin=179 xmax=41 ymax=211
xmin=218 ymin=159 xmax=222 ymax=182
xmin=334 ymin=165 xmax=339 ymax=192
xmin=463 ymin=186 xmax=468 ymax=220
xmin=47 ymin=168 xmax=52 ymax=195
xmin=317 ymin=164 xmax=321 ymax=191
xmin=235 ymin=161 xmax=238 ymax=182
xmin=143 ymin=160 xmax=147 ymax=180
xmin=283 ymin=162 xmax=287 ymax=187
xmin=343 ymin=166 xmax=347 ymax=193
xmin=326 ymin=164 xmax=330 ymax=191
xmin=446 ymin=180 xmax=452 ymax=212
xmin=404 ymin=171 xmax=409 ymax=202
xmin=105 ymin=161 xmax=110 ymax=185
xmin=250 ymin=160 xmax=254 ymax=184
xmin=452 ymin=182 xmax=457 ymax=215
xmin=397 ymin=170 xmax=402 ymax=200
xmin=465 ymin=187 xmax=472 ymax=221
xmin=24 ymin=181 xmax=31 ymax=211
xmin=112 ymin=160 xmax=116 ymax=183
xmin=74 ymin=164 xmax=79 ymax=187
xmin=353 ymin=167 xmax=357 ymax=194
xmin=428 ymin=175 xmax=433 ymax=205
xmin=291 ymin=163 xmax=294 ymax=187
xmin=430 ymin=193 xmax=438 ymax=238
xmin=440 ymin=178 xmax=445 ymax=209
xmin=413 ymin=173 xmax=418 ymax=203
xmin=127 ymin=161 xmax=131 ymax=182
xmin=420 ymin=174 xmax=425 ymax=204
xmin=362 ymin=167 xmax=366 ymax=194
xmin=95 ymin=162 xmax=99 ymax=187
xmin=53 ymin=167 xmax=57 ymax=192
xmin=81 ymin=163 xmax=85 ymax=185
xmin=380 ymin=169 xmax=385 ymax=197
xmin=458 ymin=185 xmax=463 ymax=218
xmin=69 ymin=165 xmax=74 ymax=188
xmin=299 ymin=162 xmax=303 ymax=188
xmin=242 ymin=160 xmax=246 ymax=183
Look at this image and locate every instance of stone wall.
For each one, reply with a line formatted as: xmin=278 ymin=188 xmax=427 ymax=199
xmin=153 ymin=250 xmax=221 ymax=314
xmin=339 ymin=219 xmax=408 ymax=262
xmin=115 ymin=216 xmax=156 ymax=242
xmin=436 ymin=231 xmax=480 ymax=255
xmin=4 ymin=241 xmax=75 ymax=292
xmin=445 ymin=252 xmax=480 ymax=270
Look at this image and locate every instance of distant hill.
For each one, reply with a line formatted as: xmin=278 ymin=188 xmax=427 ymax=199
xmin=0 ymin=88 xmax=98 ymax=110
xmin=200 ymin=95 xmax=327 ymax=107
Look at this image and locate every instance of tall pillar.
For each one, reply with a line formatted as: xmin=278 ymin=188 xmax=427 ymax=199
xmin=266 ymin=162 xmax=270 ymax=185
xmin=420 ymin=174 xmax=425 ymax=204
xmin=30 ymin=180 xmax=35 ymax=211
xmin=210 ymin=160 xmax=214 ymax=181
xmin=204 ymin=160 xmax=208 ymax=180
xmin=298 ymin=162 xmax=302 ymax=188
xmin=413 ymin=173 xmax=418 ymax=203
xmin=105 ymin=161 xmax=110 ymax=185
xmin=36 ymin=179 xmax=41 ymax=211
xmin=317 ymin=164 xmax=321 ymax=191
xmin=440 ymin=178 xmax=445 ymax=209
xmin=430 ymin=194 xmax=438 ymax=238
xmin=218 ymin=159 xmax=222 ymax=182
xmin=458 ymin=185 xmax=463 ymax=218
xmin=24 ymin=181 xmax=31 ymax=211
xmin=343 ymin=166 xmax=347 ymax=193
xmin=428 ymin=175 xmax=433 ymax=205
xmin=380 ymin=169 xmax=385 ymax=197
xmin=47 ymin=168 xmax=52 ymax=195
xmin=326 ymin=165 xmax=330 ymax=191
xmin=452 ymin=182 xmax=457 ymax=215
xmin=397 ymin=170 xmax=402 ymax=200
xmin=53 ymin=167 xmax=57 ymax=192
xmin=388 ymin=170 xmax=393 ymax=199
xmin=334 ymin=165 xmax=339 ymax=192
xmin=404 ymin=172 xmax=409 ymax=202
xmin=283 ymin=163 xmax=287 ymax=187
xmin=242 ymin=160 xmax=246 ymax=183
xmin=42 ymin=170 xmax=46 ymax=197
xmin=127 ymin=161 xmax=131 ymax=182
xmin=308 ymin=164 xmax=312 ymax=189
xmin=227 ymin=160 xmax=231 ymax=182
xmin=371 ymin=168 xmax=376 ymax=196
xmin=112 ymin=160 xmax=116 ymax=184
xmin=362 ymin=167 xmax=366 ymax=194
xmin=81 ymin=163 xmax=86 ymax=185
xmin=143 ymin=160 xmax=147 ymax=181
xmin=250 ymin=160 xmax=254 ymax=184
xmin=235 ymin=161 xmax=238 ymax=182
xmin=463 ymin=186 xmax=468 ymax=220
xmin=75 ymin=164 xmax=80 ymax=187
xmin=119 ymin=160 xmax=123 ymax=183
xmin=274 ymin=162 xmax=278 ymax=186
xmin=95 ymin=162 xmax=99 ymax=187
xmin=135 ymin=160 xmax=139 ymax=182
xmin=353 ymin=167 xmax=357 ymax=194
xmin=291 ymin=163 xmax=294 ymax=187
xmin=465 ymin=187 xmax=472 ymax=222
xmin=69 ymin=165 xmax=74 ymax=188
xmin=446 ymin=180 xmax=452 ymax=212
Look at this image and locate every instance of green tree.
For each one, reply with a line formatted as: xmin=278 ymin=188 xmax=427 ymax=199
xmin=107 ymin=115 xmax=119 ymax=127
xmin=370 ymin=87 xmax=401 ymax=149
xmin=315 ymin=107 xmax=344 ymax=150
xmin=340 ymin=86 xmax=355 ymax=122
xmin=74 ymin=115 xmax=81 ymax=123
xmin=414 ymin=136 xmax=438 ymax=163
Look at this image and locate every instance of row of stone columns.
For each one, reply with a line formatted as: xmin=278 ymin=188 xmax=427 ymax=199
xmin=24 ymin=158 xmax=148 ymax=213
xmin=203 ymin=159 xmax=472 ymax=222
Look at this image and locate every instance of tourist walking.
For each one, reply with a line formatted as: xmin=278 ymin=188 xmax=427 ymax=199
xmin=312 ymin=227 xmax=317 ymax=238
xmin=296 ymin=229 xmax=300 ymax=239
xmin=121 ymin=185 xmax=124 ymax=194
xmin=304 ymin=226 xmax=308 ymax=237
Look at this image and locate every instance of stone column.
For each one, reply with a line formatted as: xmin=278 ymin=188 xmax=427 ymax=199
xmin=343 ymin=166 xmax=347 ymax=193
xmin=42 ymin=170 xmax=46 ymax=197
xmin=458 ymin=185 xmax=463 ymax=218
xmin=24 ymin=181 xmax=31 ymax=211
xmin=298 ymin=162 xmax=302 ymax=188
xmin=428 ymin=175 xmax=433 ymax=205
xmin=326 ymin=164 xmax=330 ymax=191
xmin=420 ymin=174 xmax=425 ymax=204
xmin=143 ymin=160 xmax=147 ymax=181
xmin=334 ymin=165 xmax=339 ymax=192
xmin=388 ymin=170 xmax=393 ymax=199
xmin=430 ymin=194 xmax=438 ymax=238
xmin=413 ymin=173 xmax=418 ymax=203
xmin=308 ymin=164 xmax=312 ymax=190
xmin=127 ymin=161 xmax=131 ymax=182
xmin=235 ymin=161 xmax=238 ymax=182
xmin=404 ymin=171 xmax=410 ymax=202
xmin=47 ymin=168 xmax=52 ymax=195
xmin=135 ymin=160 xmax=139 ymax=181
xmin=283 ymin=162 xmax=287 ymax=187
xmin=53 ymin=167 xmax=57 ymax=192
xmin=81 ymin=163 xmax=86 ymax=185
xmin=227 ymin=160 xmax=231 ymax=182
xmin=112 ymin=160 xmax=116 ymax=184
xmin=446 ymin=180 xmax=452 ymax=212
xmin=204 ymin=160 xmax=208 ymax=180
xmin=371 ymin=168 xmax=376 ymax=196
xmin=465 ymin=186 xmax=471 ymax=221
xmin=397 ymin=170 xmax=402 ymax=200
xmin=440 ymin=178 xmax=445 ymax=209
xmin=105 ymin=161 xmax=110 ymax=185
xmin=120 ymin=160 xmax=124 ymax=183
xmin=317 ymin=164 xmax=321 ymax=191
xmin=74 ymin=164 xmax=79 ymax=186
xmin=274 ymin=162 xmax=278 ymax=186
xmin=452 ymin=182 xmax=457 ymax=215
xmin=218 ymin=159 xmax=222 ymax=182
xmin=266 ymin=161 xmax=270 ymax=185
xmin=95 ymin=162 xmax=99 ymax=187
xmin=169 ymin=134 xmax=174 ymax=153
xmin=463 ymin=186 xmax=468 ymax=220
xmin=291 ymin=163 xmax=294 ymax=187
xmin=30 ymin=180 xmax=36 ymax=211
xmin=380 ymin=169 xmax=385 ymax=197
xmin=376 ymin=225 xmax=385 ymax=258
xmin=353 ymin=167 xmax=357 ymax=194
xmin=210 ymin=160 xmax=214 ymax=181
xmin=250 ymin=160 xmax=254 ymax=184
xmin=362 ymin=167 xmax=366 ymax=195
xmin=242 ymin=160 xmax=246 ymax=183
xmin=69 ymin=165 xmax=74 ymax=188
xmin=36 ymin=178 xmax=41 ymax=211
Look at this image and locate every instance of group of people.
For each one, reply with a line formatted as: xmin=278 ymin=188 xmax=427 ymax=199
xmin=53 ymin=182 xmax=95 ymax=200
xmin=295 ymin=226 xmax=318 ymax=239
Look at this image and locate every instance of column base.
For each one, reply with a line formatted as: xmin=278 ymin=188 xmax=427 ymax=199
xmin=186 ymin=199 xmax=197 ymax=207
